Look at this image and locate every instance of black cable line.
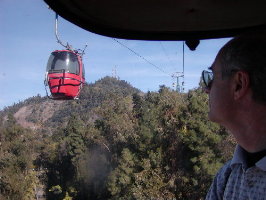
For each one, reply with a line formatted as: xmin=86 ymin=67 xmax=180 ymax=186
xmin=112 ymin=38 xmax=171 ymax=76
xmin=182 ymin=41 xmax=185 ymax=91
xmin=159 ymin=41 xmax=176 ymax=70
xmin=113 ymin=38 xmax=186 ymax=92
xmin=182 ymin=41 xmax=185 ymax=76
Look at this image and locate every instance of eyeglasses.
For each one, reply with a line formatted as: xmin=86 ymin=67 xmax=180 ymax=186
xmin=202 ymin=70 xmax=213 ymax=89
xmin=202 ymin=69 xmax=239 ymax=89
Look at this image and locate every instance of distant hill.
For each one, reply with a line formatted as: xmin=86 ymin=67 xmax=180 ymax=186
xmin=0 ymin=76 xmax=141 ymax=133
xmin=0 ymin=78 xmax=235 ymax=200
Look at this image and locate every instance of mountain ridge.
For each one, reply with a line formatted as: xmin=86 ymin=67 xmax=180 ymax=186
xmin=0 ymin=76 xmax=141 ymax=132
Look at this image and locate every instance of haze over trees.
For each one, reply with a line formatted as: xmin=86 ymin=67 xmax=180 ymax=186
xmin=0 ymin=76 xmax=235 ymax=200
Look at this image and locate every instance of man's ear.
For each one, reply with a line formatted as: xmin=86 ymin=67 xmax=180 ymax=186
xmin=233 ymin=71 xmax=250 ymax=100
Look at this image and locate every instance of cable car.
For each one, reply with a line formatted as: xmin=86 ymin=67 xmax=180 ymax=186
xmin=44 ymin=13 xmax=87 ymax=100
xmin=45 ymin=49 xmax=85 ymax=100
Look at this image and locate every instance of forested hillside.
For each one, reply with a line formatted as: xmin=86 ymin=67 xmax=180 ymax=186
xmin=0 ymin=76 xmax=235 ymax=200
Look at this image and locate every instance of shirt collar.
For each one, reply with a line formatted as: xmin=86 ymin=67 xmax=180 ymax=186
xmin=231 ymin=145 xmax=246 ymax=167
xmin=230 ymin=145 xmax=266 ymax=171
xmin=256 ymin=156 xmax=266 ymax=171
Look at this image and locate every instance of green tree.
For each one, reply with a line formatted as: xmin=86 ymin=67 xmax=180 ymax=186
xmin=173 ymin=88 xmax=232 ymax=199
xmin=0 ymin=114 xmax=37 ymax=200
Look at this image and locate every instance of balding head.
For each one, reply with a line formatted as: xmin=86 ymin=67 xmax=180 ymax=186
xmin=217 ymin=31 xmax=266 ymax=104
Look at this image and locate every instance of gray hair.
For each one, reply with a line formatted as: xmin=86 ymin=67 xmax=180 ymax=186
xmin=217 ymin=31 xmax=266 ymax=103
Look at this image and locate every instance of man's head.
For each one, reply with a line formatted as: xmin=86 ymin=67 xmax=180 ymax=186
xmin=216 ymin=32 xmax=266 ymax=103
xmin=203 ymin=32 xmax=266 ymax=125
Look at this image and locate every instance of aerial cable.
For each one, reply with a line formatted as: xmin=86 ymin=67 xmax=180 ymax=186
xmin=159 ymin=42 xmax=176 ymax=71
xmin=182 ymin=41 xmax=185 ymax=75
xmin=182 ymin=41 xmax=185 ymax=91
xmin=171 ymin=42 xmax=185 ymax=92
xmin=112 ymin=38 xmax=171 ymax=76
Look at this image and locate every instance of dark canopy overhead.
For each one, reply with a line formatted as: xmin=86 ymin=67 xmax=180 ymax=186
xmin=44 ymin=0 xmax=266 ymax=41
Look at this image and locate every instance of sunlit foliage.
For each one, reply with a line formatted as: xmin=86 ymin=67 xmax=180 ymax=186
xmin=0 ymin=77 xmax=235 ymax=200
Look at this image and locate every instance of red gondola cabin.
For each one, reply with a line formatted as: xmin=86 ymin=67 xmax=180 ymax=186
xmin=45 ymin=50 xmax=85 ymax=100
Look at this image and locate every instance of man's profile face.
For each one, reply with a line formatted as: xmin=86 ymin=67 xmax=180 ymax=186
xmin=206 ymin=57 xmax=235 ymax=127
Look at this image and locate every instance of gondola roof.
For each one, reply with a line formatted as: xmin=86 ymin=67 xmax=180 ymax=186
xmin=44 ymin=0 xmax=266 ymax=41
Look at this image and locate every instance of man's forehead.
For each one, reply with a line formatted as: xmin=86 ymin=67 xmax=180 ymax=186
xmin=208 ymin=66 xmax=213 ymax=71
xmin=209 ymin=64 xmax=216 ymax=72
xmin=209 ymin=58 xmax=222 ymax=72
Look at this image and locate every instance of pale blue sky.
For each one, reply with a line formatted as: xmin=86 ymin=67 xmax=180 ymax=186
xmin=0 ymin=0 xmax=230 ymax=110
